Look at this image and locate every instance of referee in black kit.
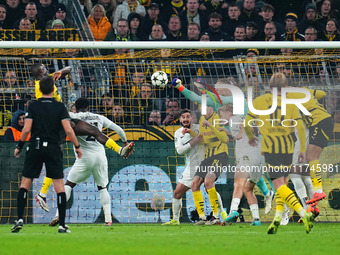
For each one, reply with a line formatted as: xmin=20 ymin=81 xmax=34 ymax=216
xmin=11 ymin=76 xmax=82 ymax=234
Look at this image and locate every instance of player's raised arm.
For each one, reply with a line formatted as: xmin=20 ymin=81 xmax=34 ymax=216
xmin=202 ymin=120 xmax=229 ymax=144
xmin=244 ymin=110 xmax=258 ymax=146
xmin=171 ymin=78 xmax=248 ymax=114
xmin=53 ymin=66 xmax=72 ymax=81
xmin=102 ymin=116 xmax=127 ymax=143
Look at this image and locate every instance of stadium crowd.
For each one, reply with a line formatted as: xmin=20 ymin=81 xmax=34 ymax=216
xmin=1 ymin=0 xmax=340 ymax=129
xmin=0 ymin=1 xmax=340 ymax=43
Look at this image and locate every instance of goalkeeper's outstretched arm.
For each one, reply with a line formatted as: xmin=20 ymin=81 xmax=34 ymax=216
xmin=171 ymin=78 xmax=248 ymax=114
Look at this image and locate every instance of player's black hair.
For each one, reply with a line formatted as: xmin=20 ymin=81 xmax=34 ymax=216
xmin=75 ymin=97 xmax=90 ymax=111
xmin=31 ymin=63 xmax=43 ymax=79
xmin=180 ymin=108 xmax=191 ymax=116
xmin=39 ymin=75 xmax=54 ymax=95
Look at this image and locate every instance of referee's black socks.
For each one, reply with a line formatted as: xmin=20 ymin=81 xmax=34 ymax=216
xmin=17 ymin=188 xmax=28 ymax=220
xmin=57 ymin=192 xmax=67 ymax=228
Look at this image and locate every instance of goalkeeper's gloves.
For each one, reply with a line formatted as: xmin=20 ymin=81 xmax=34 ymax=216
xmin=171 ymin=78 xmax=185 ymax=92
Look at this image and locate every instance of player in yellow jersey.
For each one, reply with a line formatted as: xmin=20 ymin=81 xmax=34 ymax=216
xmin=32 ymin=64 xmax=134 ymax=212
xmin=244 ymin=73 xmax=314 ymax=234
xmin=287 ymin=88 xmax=334 ymax=206
xmin=31 ymin=63 xmax=70 ymax=102
xmin=184 ymin=106 xmax=229 ymax=225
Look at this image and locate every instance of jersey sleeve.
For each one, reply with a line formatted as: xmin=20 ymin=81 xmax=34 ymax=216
xmin=310 ymin=89 xmax=326 ymax=100
xmin=26 ymin=103 xmax=33 ymax=119
xmin=101 ymin=115 xmax=127 ymax=142
xmin=174 ymin=130 xmax=191 ymax=155
xmin=181 ymin=87 xmax=230 ymax=108
xmin=68 ymin=112 xmax=78 ymax=119
xmin=60 ymin=104 xmax=71 ymax=121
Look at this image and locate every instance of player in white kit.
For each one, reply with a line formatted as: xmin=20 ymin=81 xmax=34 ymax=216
xmin=162 ymin=109 xmax=227 ymax=225
xmin=218 ymin=104 xmax=267 ymax=226
xmin=50 ymin=98 xmax=134 ymax=226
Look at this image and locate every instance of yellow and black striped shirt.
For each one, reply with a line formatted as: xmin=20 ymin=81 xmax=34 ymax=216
xmin=245 ymin=93 xmax=306 ymax=154
xmin=199 ymin=112 xmax=228 ymax=158
xmin=288 ymin=88 xmax=330 ymax=127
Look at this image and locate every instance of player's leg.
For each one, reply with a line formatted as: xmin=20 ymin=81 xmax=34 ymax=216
xmin=256 ymin=176 xmax=274 ymax=214
xmin=11 ymin=177 xmax=33 ymax=233
xmin=265 ymin=153 xmax=313 ymax=234
xmin=290 ymin=167 xmax=309 ymax=209
xmin=224 ymin=169 xmax=247 ymax=223
xmin=268 ymin=176 xmax=313 ymax=234
xmin=163 ymin=182 xmax=190 ymax=225
xmin=191 ymin=176 xmax=205 ymax=224
xmin=50 ymin=180 xmax=76 ymax=227
xmin=216 ymin=192 xmax=227 ymax=221
xmin=244 ymin=180 xmax=261 ymax=226
xmin=307 ymin=144 xmax=325 ymax=203
xmin=35 ymin=176 xmax=52 ymax=212
xmin=73 ymin=119 xmax=119 ymax=152
xmin=307 ymin=118 xmax=334 ymax=205
xmin=91 ymin=156 xmax=112 ymax=226
xmin=97 ymin=185 xmax=112 ymax=226
xmin=204 ymin=172 xmax=220 ymax=225
xmin=53 ymin=178 xmax=70 ymax=233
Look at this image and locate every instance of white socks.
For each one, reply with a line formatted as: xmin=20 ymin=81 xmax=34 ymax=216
xmin=172 ymin=198 xmax=182 ymax=221
xmin=301 ymin=175 xmax=315 ymax=198
xmin=99 ymin=188 xmax=112 ymax=223
xmin=230 ymin=198 xmax=240 ymax=212
xmin=216 ymin=192 xmax=225 ymax=213
xmin=249 ymin=204 xmax=259 ymax=220
xmin=290 ymin=174 xmax=308 ymax=209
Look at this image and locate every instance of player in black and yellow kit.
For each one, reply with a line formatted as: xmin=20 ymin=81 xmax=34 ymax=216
xmin=184 ymin=106 xmax=229 ymax=225
xmin=244 ymin=73 xmax=314 ymax=234
xmin=31 ymin=64 xmax=134 ymax=212
xmin=288 ymin=88 xmax=334 ymax=206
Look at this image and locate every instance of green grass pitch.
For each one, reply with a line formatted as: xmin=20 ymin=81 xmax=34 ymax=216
xmin=0 ymin=223 xmax=339 ymax=255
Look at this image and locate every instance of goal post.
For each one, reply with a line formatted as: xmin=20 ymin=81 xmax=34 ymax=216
xmin=0 ymin=41 xmax=339 ymax=224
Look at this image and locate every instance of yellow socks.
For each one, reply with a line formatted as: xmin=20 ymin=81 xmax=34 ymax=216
xmin=309 ymin=160 xmax=323 ymax=193
xmin=40 ymin=177 xmax=53 ymax=197
xmin=193 ymin=190 xmax=205 ymax=220
xmin=275 ymin=193 xmax=284 ymax=216
xmin=207 ymin=187 xmax=219 ymax=217
xmin=277 ymin=185 xmax=304 ymax=218
xmin=105 ymin=138 xmax=121 ymax=153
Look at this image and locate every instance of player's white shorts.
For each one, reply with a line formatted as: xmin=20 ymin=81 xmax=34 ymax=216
xmin=67 ymin=153 xmax=108 ymax=188
xmin=236 ymin=149 xmax=265 ymax=184
xmin=293 ymin=129 xmax=309 ymax=166
xmin=178 ymin=165 xmax=195 ymax=188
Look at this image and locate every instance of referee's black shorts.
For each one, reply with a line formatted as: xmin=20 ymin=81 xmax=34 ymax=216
xmin=309 ymin=117 xmax=334 ymax=148
xmin=22 ymin=143 xmax=64 ymax=179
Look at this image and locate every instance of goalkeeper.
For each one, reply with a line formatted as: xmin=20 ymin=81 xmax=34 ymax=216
xmin=171 ymin=78 xmax=275 ymax=215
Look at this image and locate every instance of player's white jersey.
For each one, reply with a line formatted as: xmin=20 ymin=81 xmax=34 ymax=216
xmin=229 ymin=115 xmax=261 ymax=157
xmin=229 ymin=115 xmax=264 ymax=179
xmin=174 ymin=124 xmax=205 ymax=187
xmin=69 ymin=111 xmax=126 ymax=155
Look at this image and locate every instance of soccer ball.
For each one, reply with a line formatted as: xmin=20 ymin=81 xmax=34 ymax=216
xmin=151 ymin=71 xmax=168 ymax=88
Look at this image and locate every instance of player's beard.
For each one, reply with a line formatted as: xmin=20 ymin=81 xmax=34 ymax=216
xmin=181 ymin=121 xmax=191 ymax=128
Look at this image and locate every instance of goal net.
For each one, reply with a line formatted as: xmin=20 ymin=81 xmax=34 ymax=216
xmin=0 ymin=42 xmax=339 ymax=224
